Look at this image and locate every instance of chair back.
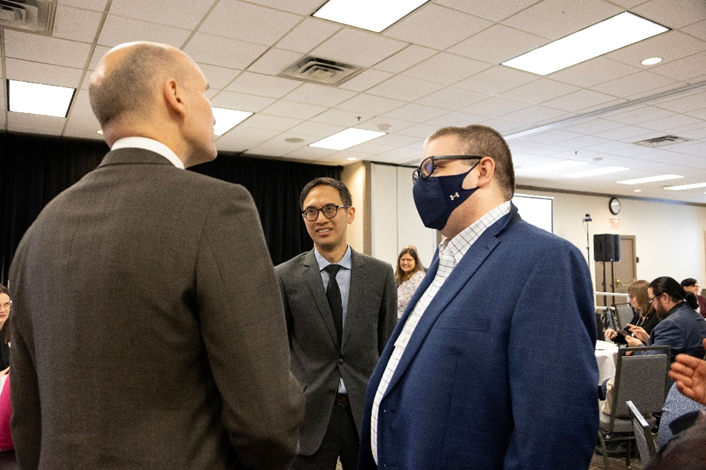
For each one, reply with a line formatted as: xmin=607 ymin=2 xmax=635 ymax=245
xmin=607 ymin=346 xmax=670 ymax=429
xmin=614 ymin=303 xmax=634 ymax=330
xmin=627 ymin=400 xmax=656 ymax=467
xmin=605 ymin=306 xmax=618 ymax=332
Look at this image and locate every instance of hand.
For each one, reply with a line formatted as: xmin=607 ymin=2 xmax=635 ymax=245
xmin=627 ymin=324 xmax=649 ymax=343
xmin=625 ymin=335 xmax=643 ymax=347
xmin=0 ymin=367 xmax=8 ymax=377
xmin=604 ymin=328 xmax=617 ymax=340
xmin=670 ymin=339 xmax=706 ymax=406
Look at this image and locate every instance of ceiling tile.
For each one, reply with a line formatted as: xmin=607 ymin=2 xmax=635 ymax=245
xmin=435 ymin=0 xmax=544 ymax=22
xmin=7 ymin=113 xmax=66 ymax=135
xmin=638 ymin=114 xmax=704 ymax=132
xmin=287 ymin=121 xmax=346 ymax=138
xmin=97 ymin=15 xmax=191 ymax=48
xmin=426 ymin=111 xmax=488 ymax=128
xmin=454 ymin=66 xmax=537 ymax=95
xmin=367 ymin=75 xmax=443 ymax=101
xmin=632 ymin=0 xmax=706 ymax=29
xmin=500 ymin=105 xmax=571 ymax=124
xmin=448 ymin=24 xmax=548 ymax=64
xmin=58 ymin=0 xmax=108 ymax=11
xmin=652 ymin=89 xmax=706 ymax=113
xmin=415 ymin=88 xmax=489 ymax=111
xmin=5 ymin=30 xmax=91 ymax=69
xmin=261 ymin=100 xmax=326 ymax=120
xmin=550 ymin=57 xmax=641 ymax=88
xmin=372 ymin=134 xmax=421 ymax=148
xmin=593 ymin=125 xmax=654 ymax=141
xmin=199 ymin=1 xmax=301 ymax=46
xmin=592 ymin=71 xmax=677 ymax=98
xmin=532 ymin=89 xmax=616 ymax=112
xmin=247 ymin=48 xmax=302 ymax=75
xmin=310 ymin=28 xmax=408 ymax=68
xmin=502 ymin=0 xmax=623 ymax=40
xmin=243 ymin=0 xmax=324 ymax=15
xmin=238 ymin=114 xmax=299 ymax=132
xmin=402 ymin=52 xmax=491 ymax=85
xmin=383 ymin=103 xmax=447 ymax=122
xmin=606 ymin=31 xmax=706 ymax=68
xmin=284 ymin=83 xmax=357 ymax=107
xmin=215 ymin=126 xmax=281 ymax=151
xmin=197 ymin=64 xmax=241 ymax=90
xmin=5 ymin=59 xmax=83 ymax=88
xmin=357 ymin=117 xmax=418 ymax=134
xmin=108 ymin=0 xmax=215 ymax=30
xmin=384 ymin=4 xmax=493 ymax=50
xmin=225 ymin=72 xmax=301 ymax=98
xmin=501 ymin=79 xmax=580 ymax=104
xmin=53 ymin=5 xmax=103 ymax=43
xmin=460 ymin=96 xmax=531 ymax=118
xmin=276 ymin=17 xmax=340 ymax=53
xmin=681 ymin=19 xmax=706 ymax=41
xmin=338 ymin=69 xmax=394 ymax=92
xmin=310 ymin=109 xmax=368 ymax=127
xmin=87 ymin=46 xmax=112 ymax=72
xmin=284 ymin=146 xmax=338 ymax=160
xmin=650 ymin=51 xmax=706 ymax=81
xmin=183 ymin=33 xmax=269 ymax=69
xmin=479 ymin=118 xmax=527 ymax=133
xmin=395 ymin=123 xmax=441 ymax=138
xmin=336 ymin=94 xmax=406 ymax=115
xmin=210 ymin=90 xmax=275 ymax=112
xmin=374 ymin=45 xmax=437 ymax=74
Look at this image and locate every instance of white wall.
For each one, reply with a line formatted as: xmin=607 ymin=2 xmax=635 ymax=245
xmin=341 ymin=162 xmax=366 ymax=253
xmin=518 ymin=188 xmax=706 ymax=288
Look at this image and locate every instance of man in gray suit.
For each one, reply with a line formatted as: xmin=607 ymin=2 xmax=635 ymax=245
xmin=275 ymin=178 xmax=396 ymax=470
xmin=9 ymin=42 xmax=303 ymax=470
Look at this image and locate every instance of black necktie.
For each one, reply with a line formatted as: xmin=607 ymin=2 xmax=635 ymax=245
xmin=325 ymin=264 xmax=343 ymax=343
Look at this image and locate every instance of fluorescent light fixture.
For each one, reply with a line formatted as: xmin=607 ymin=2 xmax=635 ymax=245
xmin=634 ymin=189 xmax=642 ymax=192
xmin=310 ymin=128 xmax=386 ymax=150
xmin=562 ymin=166 xmax=630 ymax=178
xmin=641 ymin=57 xmax=662 ymax=65
xmin=212 ymin=107 xmax=253 ymax=136
xmin=664 ymin=182 xmax=706 ymax=191
xmin=347 ymin=157 xmax=358 ymax=161
xmin=502 ymin=12 xmax=669 ymax=75
xmin=519 ymin=160 xmax=588 ymax=174
xmin=8 ymin=80 xmax=75 ymax=117
xmin=313 ymin=0 xmax=428 ymax=33
xmin=617 ymin=174 xmax=683 ymax=185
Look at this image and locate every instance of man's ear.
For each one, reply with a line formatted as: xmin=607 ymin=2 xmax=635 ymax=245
xmin=163 ymin=79 xmax=186 ymax=118
xmin=476 ymin=157 xmax=495 ymax=187
xmin=347 ymin=206 xmax=356 ymax=224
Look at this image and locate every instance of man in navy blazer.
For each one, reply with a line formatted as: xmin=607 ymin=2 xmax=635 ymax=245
xmin=359 ymin=125 xmax=598 ymax=470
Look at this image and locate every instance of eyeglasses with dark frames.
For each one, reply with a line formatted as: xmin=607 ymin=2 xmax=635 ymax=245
xmin=0 ymin=300 xmax=11 ymax=311
xmin=412 ymin=155 xmax=483 ymax=183
xmin=301 ymin=204 xmax=349 ymax=221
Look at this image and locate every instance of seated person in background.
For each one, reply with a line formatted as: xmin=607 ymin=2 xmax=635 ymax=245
xmin=682 ymin=278 xmax=706 ymax=317
xmin=604 ymin=279 xmax=660 ymax=346
xmin=633 ymin=277 xmax=706 ymax=360
xmin=658 ymin=382 xmax=706 ymax=450
xmin=670 ymin=338 xmax=706 ymax=406
xmin=0 ymin=285 xmax=11 ymax=376
xmin=395 ymin=247 xmax=425 ymax=319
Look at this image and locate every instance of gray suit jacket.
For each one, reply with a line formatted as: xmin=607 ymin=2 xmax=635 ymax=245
xmin=275 ymin=248 xmax=396 ymax=455
xmin=9 ymin=148 xmax=304 ymax=470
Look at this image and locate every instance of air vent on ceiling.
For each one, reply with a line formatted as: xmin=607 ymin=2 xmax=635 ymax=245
xmin=0 ymin=0 xmax=56 ymax=35
xmin=634 ymin=135 xmax=692 ymax=148
xmin=279 ymin=56 xmax=363 ymax=86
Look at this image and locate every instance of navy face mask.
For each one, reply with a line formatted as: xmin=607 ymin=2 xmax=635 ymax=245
xmin=412 ymin=162 xmax=480 ymax=230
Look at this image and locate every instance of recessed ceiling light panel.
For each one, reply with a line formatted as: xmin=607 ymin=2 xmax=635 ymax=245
xmin=664 ymin=182 xmax=706 ymax=191
xmin=617 ymin=174 xmax=683 ymax=185
xmin=8 ymin=80 xmax=75 ymax=117
xmin=502 ymin=12 xmax=669 ymax=76
xmin=313 ymin=0 xmax=429 ymax=33
xmin=212 ymin=107 xmax=253 ymax=136
xmin=310 ymin=128 xmax=385 ymax=150
xmin=641 ymin=57 xmax=662 ymax=65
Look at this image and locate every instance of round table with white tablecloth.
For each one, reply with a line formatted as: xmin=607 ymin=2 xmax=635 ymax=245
xmin=595 ymin=339 xmax=619 ymax=385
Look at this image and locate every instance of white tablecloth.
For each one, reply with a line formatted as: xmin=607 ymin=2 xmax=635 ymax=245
xmin=595 ymin=340 xmax=619 ymax=385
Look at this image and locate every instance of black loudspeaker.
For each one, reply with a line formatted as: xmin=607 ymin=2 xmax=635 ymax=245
xmin=594 ymin=234 xmax=621 ymax=262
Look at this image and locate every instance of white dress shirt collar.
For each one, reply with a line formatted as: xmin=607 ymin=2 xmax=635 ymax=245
xmin=111 ymin=137 xmax=185 ymax=169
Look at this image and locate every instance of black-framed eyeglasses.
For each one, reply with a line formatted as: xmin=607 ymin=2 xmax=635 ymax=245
xmin=412 ymin=155 xmax=483 ymax=182
xmin=0 ymin=300 xmax=11 ymax=311
xmin=301 ymin=204 xmax=349 ymax=221
xmin=648 ymin=295 xmax=660 ymax=304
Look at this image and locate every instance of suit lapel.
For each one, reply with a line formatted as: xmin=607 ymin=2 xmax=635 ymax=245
xmin=303 ymin=250 xmax=340 ymax=348
xmin=384 ymin=210 xmax=515 ymax=395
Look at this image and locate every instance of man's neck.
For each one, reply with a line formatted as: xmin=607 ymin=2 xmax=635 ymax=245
xmin=315 ymin=243 xmax=348 ymax=264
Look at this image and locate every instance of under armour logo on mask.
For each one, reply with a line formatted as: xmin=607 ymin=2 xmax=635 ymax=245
xmin=449 ymin=192 xmax=460 ymax=200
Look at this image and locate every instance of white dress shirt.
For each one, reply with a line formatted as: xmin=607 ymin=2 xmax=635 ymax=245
xmin=112 ymin=137 xmax=185 ymax=169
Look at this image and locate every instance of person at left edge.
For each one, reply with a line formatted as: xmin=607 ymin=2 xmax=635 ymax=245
xmin=275 ymin=177 xmax=397 ymax=470
xmin=8 ymin=41 xmax=303 ymax=470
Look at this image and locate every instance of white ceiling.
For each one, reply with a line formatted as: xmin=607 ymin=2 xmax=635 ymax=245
xmin=2 ymin=0 xmax=706 ymax=203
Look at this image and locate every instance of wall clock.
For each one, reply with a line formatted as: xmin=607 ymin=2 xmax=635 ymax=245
xmin=609 ymin=197 xmax=621 ymax=215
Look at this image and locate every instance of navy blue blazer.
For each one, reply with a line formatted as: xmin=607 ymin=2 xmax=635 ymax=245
xmin=359 ymin=206 xmax=598 ymax=470
xmin=649 ymin=302 xmax=706 ymax=359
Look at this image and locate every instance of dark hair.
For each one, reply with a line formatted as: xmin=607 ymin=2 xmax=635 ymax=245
xmin=426 ymin=124 xmax=515 ymax=200
xmin=685 ymin=292 xmax=699 ymax=310
xmin=649 ymin=276 xmax=686 ymax=303
xmin=0 ymin=284 xmax=10 ymax=344
xmin=395 ymin=247 xmax=423 ymax=285
xmin=299 ymin=177 xmax=352 ymax=209
xmin=681 ymin=278 xmax=698 ymax=288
